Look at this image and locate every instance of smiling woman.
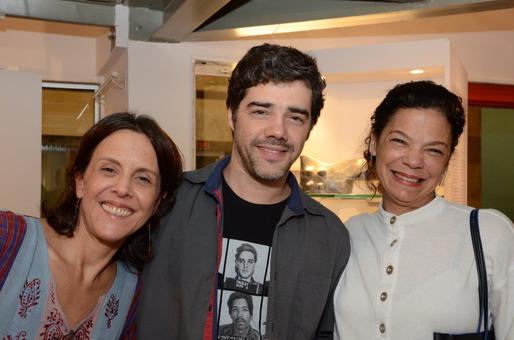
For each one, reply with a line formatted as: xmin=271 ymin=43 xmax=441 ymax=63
xmin=0 ymin=112 xmax=183 ymax=339
xmin=334 ymin=81 xmax=514 ymax=340
xmin=74 ymin=130 xmax=161 ymax=249
xmin=372 ymin=107 xmax=452 ymax=215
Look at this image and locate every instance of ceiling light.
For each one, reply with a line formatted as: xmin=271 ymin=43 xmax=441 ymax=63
xmin=410 ymin=69 xmax=425 ymax=75
xmin=235 ymin=25 xmax=278 ymax=37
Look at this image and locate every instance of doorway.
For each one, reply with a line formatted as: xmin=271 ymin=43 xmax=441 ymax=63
xmin=193 ymin=60 xmax=234 ymax=169
xmin=468 ymin=82 xmax=514 ymax=220
xmin=41 ymin=82 xmax=98 ymax=211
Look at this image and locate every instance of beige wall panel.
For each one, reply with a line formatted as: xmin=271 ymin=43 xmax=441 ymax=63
xmin=0 ymin=70 xmax=42 ymax=216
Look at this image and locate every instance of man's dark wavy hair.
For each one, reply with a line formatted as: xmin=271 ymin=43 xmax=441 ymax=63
xmin=227 ymin=43 xmax=326 ymax=128
xmin=42 ymin=112 xmax=183 ymax=272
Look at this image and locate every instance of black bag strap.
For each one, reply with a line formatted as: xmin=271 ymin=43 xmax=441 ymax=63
xmin=433 ymin=210 xmax=494 ymax=340
xmin=470 ymin=209 xmax=490 ymax=340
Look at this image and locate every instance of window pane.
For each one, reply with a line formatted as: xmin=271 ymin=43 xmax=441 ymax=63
xmin=194 ymin=60 xmax=233 ymax=169
xmin=41 ymin=87 xmax=95 ymax=211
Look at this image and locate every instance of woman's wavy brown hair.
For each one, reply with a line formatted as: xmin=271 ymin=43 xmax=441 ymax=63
xmin=42 ymin=112 xmax=183 ymax=272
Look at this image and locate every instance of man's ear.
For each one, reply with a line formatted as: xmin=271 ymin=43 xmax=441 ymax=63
xmin=227 ymin=108 xmax=235 ymax=132
xmin=75 ymin=172 xmax=85 ymax=199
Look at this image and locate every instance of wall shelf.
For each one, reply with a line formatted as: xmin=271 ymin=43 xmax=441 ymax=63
xmin=308 ymin=193 xmax=381 ymax=200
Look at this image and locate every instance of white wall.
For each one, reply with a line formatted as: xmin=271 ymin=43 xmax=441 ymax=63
xmin=0 ymin=70 xmax=42 ymax=216
xmin=0 ymin=30 xmax=101 ymax=83
xmin=100 ymin=48 xmax=129 ymax=116
xmin=128 ymin=39 xmax=450 ymax=170
xmin=0 ymin=30 xmax=110 ymax=216
xmin=127 ymin=40 xmax=255 ymax=169
xmin=304 ymin=80 xmax=397 ymax=164
xmin=444 ymin=31 xmax=514 ymax=85
xmin=305 ymin=39 xmax=452 ymax=165
xmin=4 ymin=26 xmax=511 ymax=86
xmin=0 ymin=28 xmax=511 ymax=214
xmin=274 ymin=30 xmax=514 ymax=85
xmin=125 ymin=38 xmax=469 ymax=205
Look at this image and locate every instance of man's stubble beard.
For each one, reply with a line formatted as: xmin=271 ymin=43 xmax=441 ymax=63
xmin=233 ymin=137 xmax=294 ymax=182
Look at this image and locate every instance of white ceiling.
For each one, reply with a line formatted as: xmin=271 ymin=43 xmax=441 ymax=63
xmin=1 ymin=0 xmax=513 ymax=42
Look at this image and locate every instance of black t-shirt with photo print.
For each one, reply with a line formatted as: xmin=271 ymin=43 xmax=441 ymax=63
xmin=217 ymin=175 xmax=288 ymax=340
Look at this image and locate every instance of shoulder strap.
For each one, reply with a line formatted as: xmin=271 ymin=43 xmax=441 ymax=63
xmin=470 ymin=209 xmax=490 ymax=340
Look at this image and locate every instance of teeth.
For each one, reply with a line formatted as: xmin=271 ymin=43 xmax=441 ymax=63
xmin=261 ymin=146 xmax=284 ymax=153
xmin=395 ymin=173 xmax=420 ymax=183
xmin=102 ymin=203 xmax=133 ymax=217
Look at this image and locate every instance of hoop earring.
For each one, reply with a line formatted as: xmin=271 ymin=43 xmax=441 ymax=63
xmin=73 ymin=198 xmax=82 ymax=226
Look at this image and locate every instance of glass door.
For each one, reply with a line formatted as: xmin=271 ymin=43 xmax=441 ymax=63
xmin=194 ymin=60 xmax=234 ymax=169
xmin=41 ymin=83 xmax=98 ymax=210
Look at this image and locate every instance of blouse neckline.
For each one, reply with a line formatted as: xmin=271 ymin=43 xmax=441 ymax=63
xmin=378 ymin=195 xmax=445 ymax=226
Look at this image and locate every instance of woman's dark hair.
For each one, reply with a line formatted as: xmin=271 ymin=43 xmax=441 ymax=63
xmin=43 ymin=112 xmax=183 ymax=272
xmin=227 ymin=43 xmax=326 ymax=128
xmin=363 ymin=80 xmax=465 ymax=193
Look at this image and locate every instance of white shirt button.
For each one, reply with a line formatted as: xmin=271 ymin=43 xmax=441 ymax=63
xmin=380 ymin=292 xmax=388 ymax=301
xmin=379 ymin=323 xmax=386 ymax=334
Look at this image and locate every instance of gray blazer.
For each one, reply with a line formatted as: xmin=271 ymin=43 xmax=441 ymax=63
xmin=137 ymin=158 xmax=351 ymax=339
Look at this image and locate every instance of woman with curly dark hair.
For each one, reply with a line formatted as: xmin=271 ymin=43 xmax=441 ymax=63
xmin=334 ymin=81 xmax=513 ymax=340
xmin=0 ymin=112 xmax=182 ymax=339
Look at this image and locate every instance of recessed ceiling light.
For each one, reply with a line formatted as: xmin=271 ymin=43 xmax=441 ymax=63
xmin=410 ymin=69 xmax=425 ymax=75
